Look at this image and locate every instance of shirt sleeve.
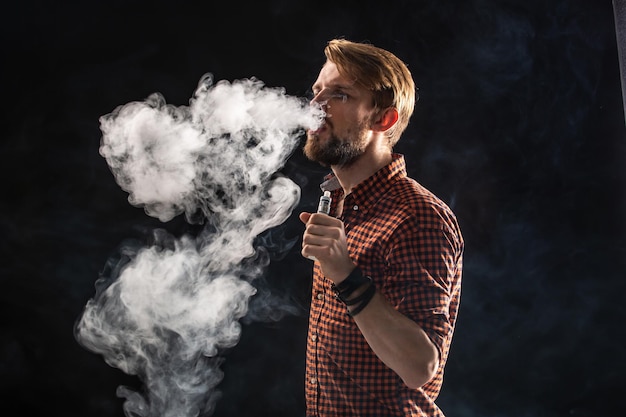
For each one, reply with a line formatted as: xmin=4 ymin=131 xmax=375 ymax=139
xmin=381 ymin=208 xmax=463 ymax=356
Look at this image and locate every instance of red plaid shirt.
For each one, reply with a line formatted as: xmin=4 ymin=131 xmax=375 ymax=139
xmin=305 ymin=154 xmax=464 ymax=417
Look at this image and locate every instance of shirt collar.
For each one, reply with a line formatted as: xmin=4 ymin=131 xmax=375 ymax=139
xmin=320 ymin=153 xmax=407 ymax=211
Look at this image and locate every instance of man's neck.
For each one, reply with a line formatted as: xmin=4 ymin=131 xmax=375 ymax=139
xmin=331 ymin=150 xmax=393 ymax=196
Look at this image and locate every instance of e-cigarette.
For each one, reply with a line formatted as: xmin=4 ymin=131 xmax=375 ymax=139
xmin=317 ymin=190 xmax=332 ymax=215
xmin=307 ymin=191 xmax=332 ymax=261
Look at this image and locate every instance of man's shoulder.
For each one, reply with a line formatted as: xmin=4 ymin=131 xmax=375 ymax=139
xmin=383 ymin=176 xmax=460 ymax=229
xmin=389 ymin=176 xmax=448 ymax=208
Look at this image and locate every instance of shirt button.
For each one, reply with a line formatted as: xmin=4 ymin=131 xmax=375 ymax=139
xmin=316 ymin=292 xmax=324 ymax=300
xmin=311 ymin=334 xmax=317 ymax=342
xmin=353 ymin=205 xmax=358 ymax=211
xmin=310 ymin=377 xmax=317 ymax=385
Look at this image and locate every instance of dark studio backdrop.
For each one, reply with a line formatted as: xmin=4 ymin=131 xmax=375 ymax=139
xmin=1 ymin=0 xmax=625 ymax=416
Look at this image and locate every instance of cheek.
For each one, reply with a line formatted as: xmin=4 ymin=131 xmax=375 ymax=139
xmin=359 ymin=107 xmax=379 ymax=125
xmin=329 ymin=107 xmax=358 ymax=125
xmin=328 ymin=105 xmax=374 ymax=132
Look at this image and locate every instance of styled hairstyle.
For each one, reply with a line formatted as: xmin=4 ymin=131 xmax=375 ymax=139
xmin=324 ymin=38 xmax=417 ymax=147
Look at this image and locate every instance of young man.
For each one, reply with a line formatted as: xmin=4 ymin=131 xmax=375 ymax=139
xmin=299 ymin=38 xmax=464 ymax=416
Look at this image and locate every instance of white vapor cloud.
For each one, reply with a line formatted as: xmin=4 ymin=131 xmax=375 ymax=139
xmin=75 ymin=73 xmax=324 ymax=417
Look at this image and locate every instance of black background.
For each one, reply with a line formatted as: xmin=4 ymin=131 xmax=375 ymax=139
xmin=2 ymin=0 xmax=625 ymax=416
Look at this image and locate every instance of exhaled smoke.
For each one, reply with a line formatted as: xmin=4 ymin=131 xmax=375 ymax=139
xmin=74 ymin=73 xmax=324 ymax=417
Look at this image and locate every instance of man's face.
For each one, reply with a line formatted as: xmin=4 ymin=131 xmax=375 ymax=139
xmin=304 ymin=61 xmax=376 ymax=168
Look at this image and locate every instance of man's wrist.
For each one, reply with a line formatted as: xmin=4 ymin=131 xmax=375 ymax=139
xmin=331 ymin=267 xmax=369 ymax=300
xmin=331 ymin=267 xmax=376 ymax=317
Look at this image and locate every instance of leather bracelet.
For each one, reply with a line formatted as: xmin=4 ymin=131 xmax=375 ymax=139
xmin=331 ymin=267 xmax=370 ymax=302
xmin=344 ymin=276 xmax=374 ymax=306
xmin=347 ymin=280 xmax=376 ymax=317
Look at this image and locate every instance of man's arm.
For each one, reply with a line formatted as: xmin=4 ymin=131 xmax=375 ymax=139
xmin=300 ymin=211 xmax=446 ymax=389
xmin=345 ymin=282 xmax=440 ymax=389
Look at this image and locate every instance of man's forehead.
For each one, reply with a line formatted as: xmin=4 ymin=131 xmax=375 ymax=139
xmin=312 ymin=61 xmax=357 ymax=90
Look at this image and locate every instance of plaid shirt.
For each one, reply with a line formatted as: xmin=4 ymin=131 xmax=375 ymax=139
xmin=305 ymin=153 xmax=464 ymax=417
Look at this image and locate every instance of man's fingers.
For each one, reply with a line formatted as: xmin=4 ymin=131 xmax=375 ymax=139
xmin=307 ymin=213 xmax=339 ymax=226
xmin=299 ymin=212 xmax=312 ymax=224
xmin=306 ymin=224 xmax=342 ymax=241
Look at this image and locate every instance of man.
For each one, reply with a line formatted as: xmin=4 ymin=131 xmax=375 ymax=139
xmin=299 ymin=38 xmax=464 ymax=416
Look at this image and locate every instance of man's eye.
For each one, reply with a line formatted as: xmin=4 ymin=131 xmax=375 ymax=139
xmin=307 ymin=89 xmax=348 ymax=103
xmin=329 ymin=92 xmax=348 ymax=102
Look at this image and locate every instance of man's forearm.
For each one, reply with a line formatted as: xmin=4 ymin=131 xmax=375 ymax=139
xmin=347 ymin=289 xmax=440 ymax=389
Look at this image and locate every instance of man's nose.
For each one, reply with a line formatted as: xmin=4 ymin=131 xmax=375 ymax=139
xmin=310 ymin=93 xmax=328 ymax=108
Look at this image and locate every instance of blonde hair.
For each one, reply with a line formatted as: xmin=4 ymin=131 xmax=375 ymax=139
xmin=324 ymin=38 xmax=416 ymax=146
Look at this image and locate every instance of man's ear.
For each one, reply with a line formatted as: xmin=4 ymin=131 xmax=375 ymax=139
xmin=372 ymin=107 xmax=399 ymax=132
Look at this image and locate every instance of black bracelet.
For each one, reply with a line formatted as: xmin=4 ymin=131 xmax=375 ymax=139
xmin=343 ymin=276 xmax=373 ymax=306
xmin=347 ymin=280 xmax=376 ymax=317
xmin=331 ymin=267 xmax=370 ymax=302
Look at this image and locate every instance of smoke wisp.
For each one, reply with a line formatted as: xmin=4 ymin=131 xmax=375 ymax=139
xmin=74 ymin=73 xmax=323 ymax=417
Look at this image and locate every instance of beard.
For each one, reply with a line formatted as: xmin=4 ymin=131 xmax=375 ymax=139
xmin=303 ymin=123 xmax=369 ymax=168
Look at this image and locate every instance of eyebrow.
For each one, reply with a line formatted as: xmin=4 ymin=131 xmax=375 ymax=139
xmin=311 ymin=82 xmax=357 ymax=93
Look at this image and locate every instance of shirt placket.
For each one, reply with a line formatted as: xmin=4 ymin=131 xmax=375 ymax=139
xmin=309 ymin=268 xmax=326 ymax=415
xmin=341 ymin=193 xmax=359 ymax=232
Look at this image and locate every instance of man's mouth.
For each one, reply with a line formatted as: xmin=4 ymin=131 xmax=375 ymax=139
xmin=309 ymin=121 xmax=328 ymax=135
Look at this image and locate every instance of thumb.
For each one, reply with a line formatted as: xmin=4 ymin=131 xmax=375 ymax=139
xmin=299 ymin=212 xmax=312 ymax=224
